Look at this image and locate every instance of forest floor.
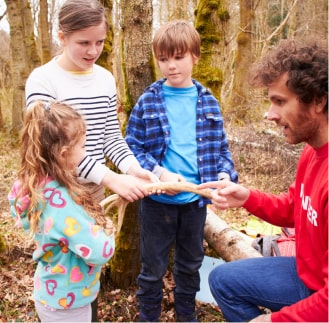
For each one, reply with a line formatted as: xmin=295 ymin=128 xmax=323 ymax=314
xmin=0 ymin=120 xmax=302 ymax=322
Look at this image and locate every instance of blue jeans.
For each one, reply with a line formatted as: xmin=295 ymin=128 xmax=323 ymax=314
xmin=137 ymin=197 xmax=206 ymax=310
xmin=208 ymin=257 xmax=314 ymax=322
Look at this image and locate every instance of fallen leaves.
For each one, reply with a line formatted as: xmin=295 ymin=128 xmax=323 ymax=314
xmin=0 ymin=213 xmax=224 ymax=322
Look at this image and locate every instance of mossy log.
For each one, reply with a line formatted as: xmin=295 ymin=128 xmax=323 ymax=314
xmin=100 ymin=182 xmax=262 ymax=262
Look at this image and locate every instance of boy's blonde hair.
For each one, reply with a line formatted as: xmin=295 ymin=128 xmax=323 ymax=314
xmin=152 ymin=20 xmax=201 ymax=59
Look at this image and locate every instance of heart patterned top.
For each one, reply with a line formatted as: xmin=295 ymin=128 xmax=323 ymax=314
xmin=8 ymin=179 xmax=115 ymax=310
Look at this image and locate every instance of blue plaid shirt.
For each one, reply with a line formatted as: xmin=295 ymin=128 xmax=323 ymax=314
xmin=126 ymin=78 xmax=238 ymax=206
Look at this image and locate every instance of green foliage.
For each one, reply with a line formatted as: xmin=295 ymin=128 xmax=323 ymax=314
xmin=120 ymin=38 xmax=134 ymax=117
xmin=96 ymin=1 xmax=114 ymax=71
xmin=202 ymin=34 xmax=221 ymax=44
xmin=207 ymin=0 xmax=220 ymax=10
xmin=97 ymin=37 xmax=114 ymax=71
xmin=195 ymin=64 xmax=223 ymax=89
xmin=219 ymin=10 xmax=230 ymax=22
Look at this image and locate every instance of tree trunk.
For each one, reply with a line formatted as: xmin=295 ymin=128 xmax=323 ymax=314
xmin=194 ymin=0 xmax=227 ymax=101
xmin=108 ymin=0 xmax=153 ymax=288
xmin=6 ymin=0 xmax=27 ymax=132
xmin=0 ymin=30 xmax=11 ymax=129
xmin=5 ymin=0 xmax=40 ymax=132
xmin=121 ymin=0 xmax=153 ymax=107
xmin=97 ymin=0 xmax=114 ymax=71
xmin=109 ymin=201 xmax=142 ymax=288
xmin=38 ymin=0 xmax=52 ymax=64
xmin=225 ymin=0 xmax=254 ymax=124
xmin=21 ymin=0 xmax=41 ymax=71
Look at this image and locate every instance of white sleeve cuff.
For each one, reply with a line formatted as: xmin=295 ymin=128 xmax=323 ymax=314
xmin=152 ymin=165 xmax=165 ymax=179
xmin=218 ymin=172 xmax=230 ymax=181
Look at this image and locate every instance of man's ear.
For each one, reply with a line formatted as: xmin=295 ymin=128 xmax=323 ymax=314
xmin=315 ymin=96 xmax=327 ymax=113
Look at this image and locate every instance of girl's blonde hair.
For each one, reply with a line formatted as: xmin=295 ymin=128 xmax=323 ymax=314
xmin=15 ymin=101 xmax=106 ymax=236
xmin=152 ymin=20 xmax=201 ymax=59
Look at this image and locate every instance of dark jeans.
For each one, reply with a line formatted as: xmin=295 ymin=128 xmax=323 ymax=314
xmin=137 ymin=197 xmax=207 ymax=307
xmin=208 ymin=256 xmax=314 ymax=322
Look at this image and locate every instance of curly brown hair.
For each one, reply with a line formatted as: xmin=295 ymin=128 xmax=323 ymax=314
xmin=249 ymin=38 xmax=328 ymax=112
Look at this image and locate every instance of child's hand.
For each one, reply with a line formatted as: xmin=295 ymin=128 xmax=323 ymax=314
xmin=126 ymin=162 xmax=159 ymax=183
xmin=159 ymin=170 xmax=186 ymax=195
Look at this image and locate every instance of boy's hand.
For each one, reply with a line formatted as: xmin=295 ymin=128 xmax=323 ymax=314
xmin=158 ymin=170 xmax=186 ymax=195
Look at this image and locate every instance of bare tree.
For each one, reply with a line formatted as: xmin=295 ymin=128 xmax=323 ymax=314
xmin=0 ymin=30 xmax=10 ymax=129
xmin=224 ymin=0 xmax=255 ymax=123
xmin=288 ymin=0 xmax=328 ymax=40
xmin=38 ymin=0 xmax=52 ymax=63
xmin=5 ymin=0 xmax=40 ymax=132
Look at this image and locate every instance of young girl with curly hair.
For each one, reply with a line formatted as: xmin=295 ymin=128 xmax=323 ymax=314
xmin=8 ymin=101 xmax=115 ymax=322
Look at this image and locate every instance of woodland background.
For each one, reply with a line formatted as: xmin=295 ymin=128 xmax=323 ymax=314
xmin=0 ymin=0 xmax=328 ymax=321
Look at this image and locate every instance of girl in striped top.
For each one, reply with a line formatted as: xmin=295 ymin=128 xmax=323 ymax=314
xmin=25 ymin=0 xmax=157 ymax=205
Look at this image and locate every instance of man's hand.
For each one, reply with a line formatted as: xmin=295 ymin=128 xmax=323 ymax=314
xmin=197 ymin=180 xmax=250 ymax=210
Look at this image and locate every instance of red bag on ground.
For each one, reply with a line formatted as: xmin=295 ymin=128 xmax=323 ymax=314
xmin=252 ymin=227 xmax=296 ymax=257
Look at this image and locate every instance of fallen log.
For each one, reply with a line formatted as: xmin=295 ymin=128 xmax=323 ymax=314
xmin=204 ymin=207 xmax=262 ymax=262
xmin=100 ymin=181 xmax=262 ymax=262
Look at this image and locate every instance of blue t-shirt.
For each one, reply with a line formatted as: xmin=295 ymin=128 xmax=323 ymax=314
xmin=151 ymin=84 xmax=199 ymax=204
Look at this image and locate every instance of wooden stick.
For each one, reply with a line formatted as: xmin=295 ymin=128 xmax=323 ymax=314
xmin=100 ymin=181 xmax=213 ymax=208
xmin=100 ymin=182 xmax=213 ymax=234
xmin=142 ymin=181 xmax=213 ymax=199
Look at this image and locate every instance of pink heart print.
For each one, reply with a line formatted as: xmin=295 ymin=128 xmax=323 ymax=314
xmin=76 ymin=244 xmax=91 ymax=258
xmin=102 ymin=241 xmax=114 ymax=258
xmin=43 ymin=188 xmax=67 ymax=208
xmin=45 ymin=279 xmax=57 ymax=295
xmin=70 ymin=266 xmax=84 ymax=282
